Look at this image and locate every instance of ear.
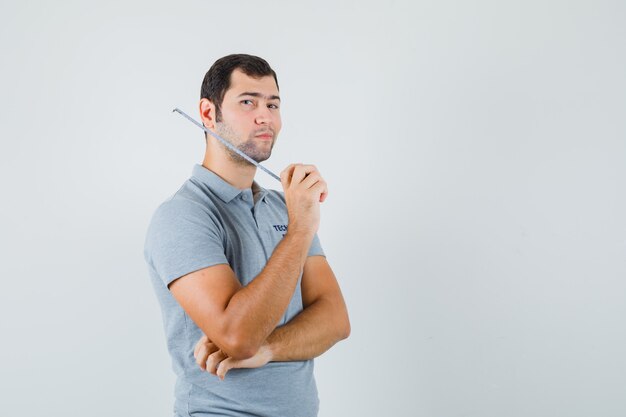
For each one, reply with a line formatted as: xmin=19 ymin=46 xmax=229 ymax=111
xmin=199 ymin=98 xmax=217 ymax=129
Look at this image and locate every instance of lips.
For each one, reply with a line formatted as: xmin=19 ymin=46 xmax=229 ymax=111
xmin=255 ymin=132 xmax=274 ymax=140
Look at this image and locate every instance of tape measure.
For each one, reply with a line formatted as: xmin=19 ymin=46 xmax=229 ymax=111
xmin=173 ymin=108 xmax=281 ymax=182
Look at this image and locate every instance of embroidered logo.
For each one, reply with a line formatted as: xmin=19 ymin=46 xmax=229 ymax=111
xmin=272 ymin=224 xmax=288 ymax=237
xmin=272 ymin=224 xmax=288 ymax=232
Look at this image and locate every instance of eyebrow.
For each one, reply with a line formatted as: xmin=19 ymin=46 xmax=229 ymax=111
xmin=237 ymin=92 xmax=281 ymax=101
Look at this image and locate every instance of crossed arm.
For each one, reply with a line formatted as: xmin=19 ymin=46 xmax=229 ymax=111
xmin=194 ymin=255 xmax=350 ymax=378
xmin=169 ymin=232 xmax=350 ymax=379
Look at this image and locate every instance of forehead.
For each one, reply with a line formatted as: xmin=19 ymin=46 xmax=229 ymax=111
xmin=224 ymin=69 xmax=279 ymax=98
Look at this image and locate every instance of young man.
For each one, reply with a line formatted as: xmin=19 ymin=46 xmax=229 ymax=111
xmin=144 ymin=54 xmax=350 ymax=417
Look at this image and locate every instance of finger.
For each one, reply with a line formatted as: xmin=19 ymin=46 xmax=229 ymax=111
xmin=194 ymin=340 xmax=200 ymax=359
xmin=194 ymin=334 xmax=208 ymax=359
xmin=310 ymin=179 xmax=327 ymax=196
xmin=196 ymin=342 xmax=219 ymax=371
xmin=291 ymin=164 xmax=316 ymax=186
xmin=195 ymin=343 xmax=210 ymax=370
xmin=298 ymin=171 xmax=327 ymax=202
xmin=300 ymin=172 xmax=322 ymax=189
xmin=280 ymin=164 xmax=295 ymax=179
xmin=206 ymin=350 xmax=228 ymax=376
xmin=280 ymin=164 xmax=297 ymax=189
xmin=290 ymin=165 xmax=317 ymax=187
xmin=217 ymin=357 xmax=237 ymax=380
xmin=320 ymin=188 xmax=329 ymax=203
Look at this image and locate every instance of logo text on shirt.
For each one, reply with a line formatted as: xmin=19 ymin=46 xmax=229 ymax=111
xmin=272 ymin=224 xmax=288 ymax=237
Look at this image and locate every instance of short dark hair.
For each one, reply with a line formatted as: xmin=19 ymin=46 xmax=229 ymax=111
xmin=200 ymin=54 xmax=279 ymax=123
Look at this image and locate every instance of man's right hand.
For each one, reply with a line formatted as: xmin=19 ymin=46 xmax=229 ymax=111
xmin=280 ymin=164 xmax=328 ymax=238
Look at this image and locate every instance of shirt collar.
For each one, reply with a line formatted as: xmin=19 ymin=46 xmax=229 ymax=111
xmin=192 ymin=164 xmax=268 ymax=204
xmin=251 ymin=180 xmax=269 ymax=204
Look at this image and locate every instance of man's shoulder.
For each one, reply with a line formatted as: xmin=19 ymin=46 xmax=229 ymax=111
xmin=147 ymin=182 xmax=222 ymax=234
xmin=144 ymin=183 xmax=225 ymax=261
xmin=157 ymin=181 xmax=219 ymax=216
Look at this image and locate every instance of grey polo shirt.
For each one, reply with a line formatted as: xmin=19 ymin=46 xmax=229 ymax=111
xmin=144 ymin=164 xmax=324 ymax=417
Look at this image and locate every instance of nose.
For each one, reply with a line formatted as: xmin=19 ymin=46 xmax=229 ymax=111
xmin=254 ymin=105 xmax=272 ymax=125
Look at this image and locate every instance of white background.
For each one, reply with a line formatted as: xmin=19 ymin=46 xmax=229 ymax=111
xmin=1 ymin=1 xmax=625 ymax=416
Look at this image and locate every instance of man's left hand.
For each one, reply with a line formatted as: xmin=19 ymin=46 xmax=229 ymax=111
xmin=193 ymin=334 xmax=273 ymax=380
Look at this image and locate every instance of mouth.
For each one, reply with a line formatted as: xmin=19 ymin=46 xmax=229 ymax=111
xmin=255 ymin=132 xmax=274 ymax=140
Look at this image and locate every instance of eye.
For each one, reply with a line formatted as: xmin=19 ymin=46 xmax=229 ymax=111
xmin=268 ymin=103 xmax=279 ymax=109
xmin=241 ymin=99 xmax=254 ymax=106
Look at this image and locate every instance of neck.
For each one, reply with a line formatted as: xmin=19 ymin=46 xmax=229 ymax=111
xmin=202 ymin=145 xmax=257 ymax=190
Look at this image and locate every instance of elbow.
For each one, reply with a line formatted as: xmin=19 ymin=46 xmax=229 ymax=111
xmin=341 ymin=322 xmax=351 ymax=340
xmin=338 ymin=314 xmax=351 ymax=340
xmin=214 ymin=315 xmax=262 ymax=360
xmin=221 ymin=333 xmax=260 ymax=360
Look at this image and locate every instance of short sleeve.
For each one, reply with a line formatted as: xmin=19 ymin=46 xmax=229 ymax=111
xmin=144 ymin=198 xmax=228 ymax=287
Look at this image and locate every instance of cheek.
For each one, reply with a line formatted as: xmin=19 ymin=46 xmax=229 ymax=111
xmin=274 ymin=115 xmax=282 ymax=131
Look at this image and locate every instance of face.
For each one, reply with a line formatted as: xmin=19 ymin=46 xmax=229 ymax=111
xmin=212 ymin=69 xmax=282 ymax=164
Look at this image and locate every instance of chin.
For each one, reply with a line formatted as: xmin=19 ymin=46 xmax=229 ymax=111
xmin=253 ymin=154 xmax=271 ymax=163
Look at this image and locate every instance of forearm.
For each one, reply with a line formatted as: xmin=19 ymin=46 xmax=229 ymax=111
xmin=267 ymin=297 xmax=350 ymax=362
xmin=193 ymin=298 xmax=348 ymax=378
xmin=223 ymin=231 xmax=313 ymax=356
